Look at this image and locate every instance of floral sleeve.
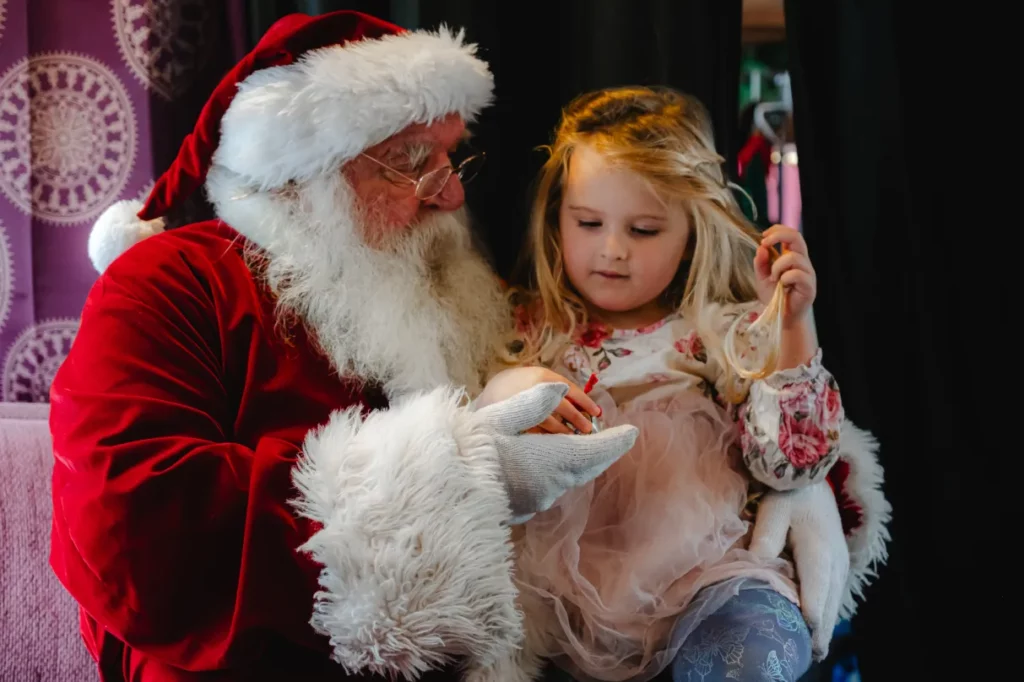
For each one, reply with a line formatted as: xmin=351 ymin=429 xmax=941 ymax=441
xmin=737 ymin=349 xmax=844 ymax=490
xmin=681 ymin=302 xmax=844 ymax=490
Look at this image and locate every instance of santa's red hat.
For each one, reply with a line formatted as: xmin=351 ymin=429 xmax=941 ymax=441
xmin=88 ymin=10 xmax=493 ymax=273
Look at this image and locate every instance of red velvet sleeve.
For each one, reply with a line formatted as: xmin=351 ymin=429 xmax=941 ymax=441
xmin=48 ymin=252 xmax=326 ymax=671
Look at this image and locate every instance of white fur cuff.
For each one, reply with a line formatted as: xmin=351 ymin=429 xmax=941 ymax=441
xmin=291 ymin=387 xmax=522 ymax=679
xmin=834 ymin=419 xmax=892 ymax=619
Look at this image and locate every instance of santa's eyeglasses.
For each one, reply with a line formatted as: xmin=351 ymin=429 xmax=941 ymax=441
xmin=359 ymin=151 xmax=485 ymax=200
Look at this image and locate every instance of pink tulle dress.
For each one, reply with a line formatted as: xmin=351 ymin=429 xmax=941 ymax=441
xmin=513 ymin=305 xmax=844 ymax=681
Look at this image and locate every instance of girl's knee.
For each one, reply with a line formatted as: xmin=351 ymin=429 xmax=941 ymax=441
xmin=670 ymin=588 xmax=812 ymax=682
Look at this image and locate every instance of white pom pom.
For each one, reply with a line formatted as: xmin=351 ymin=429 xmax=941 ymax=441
xmin=88 ymin=199 xmax=166 ymax=273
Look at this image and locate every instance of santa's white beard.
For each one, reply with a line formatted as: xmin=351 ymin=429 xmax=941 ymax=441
xmin=206 ymin=167 xmax=509 ymax=399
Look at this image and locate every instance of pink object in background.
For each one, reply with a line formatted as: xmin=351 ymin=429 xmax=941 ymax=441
xmin=766 ymin=143 xmax=802 ymax=231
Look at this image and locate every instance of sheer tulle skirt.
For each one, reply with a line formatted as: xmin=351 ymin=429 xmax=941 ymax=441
xmin=515 ymin=390 xmax=797 ymax=681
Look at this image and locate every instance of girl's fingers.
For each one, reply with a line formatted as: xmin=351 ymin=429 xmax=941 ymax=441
xmin=754 ymin=245 xmax=773 ymax=281
xmin=770 ymin=251 xmax=813 ymax=283
xmin=563 ymin=381 xmax=601 ymax=418
xmin=554 ymin=398 xmax=593 ymax=434
xmin=535 ymin=415 xmax=574 ymax=435
xmin=761 ymin=225 xmax=808 ymax=257
xmin=779 ymin=268 xmax=815 ymax=293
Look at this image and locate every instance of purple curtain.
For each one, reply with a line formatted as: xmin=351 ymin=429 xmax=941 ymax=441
xmin=0 ymin=0 xmax=246 ymax=403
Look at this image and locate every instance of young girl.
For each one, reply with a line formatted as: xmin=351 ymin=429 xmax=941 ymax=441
xmin=475 ymin=87 xmax=853 ymax=682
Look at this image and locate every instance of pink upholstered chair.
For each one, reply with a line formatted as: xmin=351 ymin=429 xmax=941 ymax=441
xmin=0 ymin=402 xmax=96 ymax=680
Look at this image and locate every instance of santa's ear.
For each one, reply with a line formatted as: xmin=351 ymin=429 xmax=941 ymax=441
xmin=89 ymin=200 xmax=166 ymax=273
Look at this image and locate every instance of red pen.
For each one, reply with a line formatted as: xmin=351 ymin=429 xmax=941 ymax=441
xmin=583 ymin=373 xmax=600 ymax=432
xmin=565 ymin=373 xmax=601 ymax=434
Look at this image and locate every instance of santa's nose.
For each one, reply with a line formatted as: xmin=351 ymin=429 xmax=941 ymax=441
xmin=424 ymin=173 xmax=464 ymax=212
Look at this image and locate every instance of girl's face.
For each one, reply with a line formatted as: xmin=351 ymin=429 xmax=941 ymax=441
xmin=558 ymin=144 xmax=691 ymax=328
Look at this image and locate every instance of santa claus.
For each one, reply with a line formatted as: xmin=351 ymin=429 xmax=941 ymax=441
xmin=48 ymin=9 xmax=889 ymax=682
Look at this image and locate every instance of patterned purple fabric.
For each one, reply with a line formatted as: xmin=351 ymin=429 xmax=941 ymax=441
xmin=0 ymin=0 xmax=245 ymax=403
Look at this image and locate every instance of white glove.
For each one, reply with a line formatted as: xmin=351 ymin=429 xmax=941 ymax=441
xmin=472 ymin=382 xmax=639 ymax=524
xmin=749 ymin=481 xmax=850 ymax=660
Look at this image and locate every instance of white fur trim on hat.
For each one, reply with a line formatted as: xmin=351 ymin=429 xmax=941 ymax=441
xmin=88 ymin=199 xmax=166 ymax=273
xmin=214 ymin=26 xmax=494 ymax=190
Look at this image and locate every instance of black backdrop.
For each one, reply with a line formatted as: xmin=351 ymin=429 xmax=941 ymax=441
xmin=785 ymin=0 xmax=973 ymax=678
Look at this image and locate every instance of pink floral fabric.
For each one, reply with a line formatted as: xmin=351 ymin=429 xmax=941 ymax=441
xmin=738 ymin=351 xmax=842 ymax=489
xmin=545 ymin=304 xmax=842 ymax=490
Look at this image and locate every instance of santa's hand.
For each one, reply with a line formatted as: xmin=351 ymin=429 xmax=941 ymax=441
xmin=472 ymin=382 xmax=638 ymax=524
xmin=749 ymin=482 xmax=849 ymax=660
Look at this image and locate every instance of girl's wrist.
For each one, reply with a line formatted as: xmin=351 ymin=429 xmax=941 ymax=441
xmin=778 ymin=313 xmax=818 ymax=370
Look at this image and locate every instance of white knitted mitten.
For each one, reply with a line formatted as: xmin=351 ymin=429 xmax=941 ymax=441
xmin=749 ymin=481 xmax=850 ymax=659
xmin=472 ymin=382 xmax=638 ymax=524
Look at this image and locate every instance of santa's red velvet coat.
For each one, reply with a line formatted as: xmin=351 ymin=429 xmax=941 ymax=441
xmin=50 ymin=223 xmax=473 ymax=681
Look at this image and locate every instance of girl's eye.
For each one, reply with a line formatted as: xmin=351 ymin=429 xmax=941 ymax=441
xmin=631 ymin=226 xmax=660 ymax=237
xmin=578 ymin=220 xmax=602 ymax=228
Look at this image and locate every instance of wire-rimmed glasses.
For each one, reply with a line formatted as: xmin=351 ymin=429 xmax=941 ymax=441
xmin=360 ymin=151 xmax=485 ymax=200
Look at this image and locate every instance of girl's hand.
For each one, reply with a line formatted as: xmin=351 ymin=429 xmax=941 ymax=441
xmin=475 ymin=367 xmax=600 ymax=434
xmin=754 ymin=224 xmax=817 ymax=327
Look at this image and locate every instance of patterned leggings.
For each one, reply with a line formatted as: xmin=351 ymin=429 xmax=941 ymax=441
xmin=669 ymin=587 xmax=812 ymax=682
xmin=542 ymin=587 xmax=812 ymax=682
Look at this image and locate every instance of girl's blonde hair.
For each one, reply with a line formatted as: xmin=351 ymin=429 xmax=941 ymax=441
xmin=512 ymin=86 xmax=783 ymax=397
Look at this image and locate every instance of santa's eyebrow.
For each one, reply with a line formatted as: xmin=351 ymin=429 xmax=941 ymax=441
xmin=384 ymin=141 xmax=433 ymax=170
xmin=384 ymin=130 xmax=473 ymax=169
